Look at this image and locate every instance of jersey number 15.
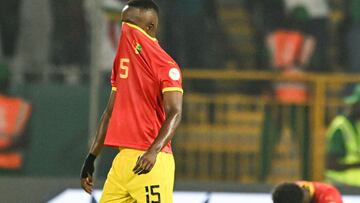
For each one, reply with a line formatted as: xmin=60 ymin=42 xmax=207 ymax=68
xmin=145 ymin=185 xmax=161 ymax=203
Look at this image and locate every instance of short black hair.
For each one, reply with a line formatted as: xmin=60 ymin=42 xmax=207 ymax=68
xmin=127 ymin=0 xmax=159 ymax=15
xmin=272 ymin=183 xmax=304 ymax=203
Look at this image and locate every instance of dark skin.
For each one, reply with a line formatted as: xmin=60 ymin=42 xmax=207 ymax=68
xmin=81 ymin=6 xmax=183 ymax=194
xmin=81 ymin=90 xmax=116 ymax=194
xmin=121 ymin=5 xmax=158 ymax=38
xmin=302 ymin=192 xmax=311 ymax=203
xmin=326 ymin=103 xmax=360 ymax=171
xmin=298 ymin=186 xmax=311 ymax=203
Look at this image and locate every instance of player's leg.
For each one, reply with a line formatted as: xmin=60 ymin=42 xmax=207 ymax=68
xmin=99 ymin=152 xmax=136 ymax=203
xmin=128 ymin=150 xmax=175 ymax=203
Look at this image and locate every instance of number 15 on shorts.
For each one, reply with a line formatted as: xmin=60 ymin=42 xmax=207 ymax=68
xmin=145 ymin=185 xmax=160 ymax=203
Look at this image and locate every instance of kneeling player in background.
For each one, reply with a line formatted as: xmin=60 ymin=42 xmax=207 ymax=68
xmin=272 ymin=181 xmax=343 ymax=203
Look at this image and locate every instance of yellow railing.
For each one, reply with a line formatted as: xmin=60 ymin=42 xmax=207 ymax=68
xmin=173 ymin=70 xmax=360 ymax=183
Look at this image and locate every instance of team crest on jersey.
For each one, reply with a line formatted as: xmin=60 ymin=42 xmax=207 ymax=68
xmin=169 ymin=68 xmax=180 ymax=81
xmin=134 ymin=42 xmax=142 ymax=54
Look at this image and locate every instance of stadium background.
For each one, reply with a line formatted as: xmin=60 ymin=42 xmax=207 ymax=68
xmin=0 ymin=0 xmax=360 ymax=202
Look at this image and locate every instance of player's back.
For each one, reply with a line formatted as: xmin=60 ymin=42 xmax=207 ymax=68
xmin=312 ymin=182 xmax=343 ymax=203
xmin=105 ymin=23 xmax=182 ymax=153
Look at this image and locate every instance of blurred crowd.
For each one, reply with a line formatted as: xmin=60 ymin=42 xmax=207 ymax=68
xmin=0 ymin=1 xmax=359 ymax=83
xmin=161 ymin=0 xmax=359 ymax=74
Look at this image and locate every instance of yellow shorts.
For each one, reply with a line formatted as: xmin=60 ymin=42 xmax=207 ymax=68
xmin=100 ymin=148 xmax=175 ymax=203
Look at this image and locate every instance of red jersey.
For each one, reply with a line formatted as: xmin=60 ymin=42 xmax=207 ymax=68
xmin=104 ymin=23 xmax=183 ymax=153
xmin=296 ymin=181 xmax=343 ymax=203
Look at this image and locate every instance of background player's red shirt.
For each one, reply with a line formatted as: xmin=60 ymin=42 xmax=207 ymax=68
xmin=296 ymin=181 xmax=343 ymax=203
xmin=104 ymin=23 xmax=183 ymax=153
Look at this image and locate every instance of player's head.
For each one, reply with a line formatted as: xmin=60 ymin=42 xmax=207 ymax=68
xmin=272 ymin=182 xmax=311 ymax=203
xmin=121 ymin=0 xmax=159 ymax=37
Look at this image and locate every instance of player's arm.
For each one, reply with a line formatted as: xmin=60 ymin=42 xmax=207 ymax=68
xmin=133 ymin=91 xmax=183 ymax=175
xmin=80 ymin=90 xmax=116 ymax=194
xmin=88 ymin=90 xmax=116 ymax=156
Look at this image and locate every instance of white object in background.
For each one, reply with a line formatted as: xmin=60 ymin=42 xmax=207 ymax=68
xmin=48 ymin=189 xmax=360 ymax=203
xmin=48 ymin=189 xmax=92 ymax=203
xmin=173 ymin=191 xmax=209 ymax=203
xmin=209 ymin=192 xmax=271 ymax=203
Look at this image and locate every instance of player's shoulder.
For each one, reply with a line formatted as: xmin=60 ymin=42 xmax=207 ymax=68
xmin=313 ymin=182 xmax=337 ymax=191
xmin=154 ymin=48 xmax=181 ymax=69
xmin=162 ymin=56 xmax=181 ymax=71
xmin=313 ymin=182 xmax=342 ymax=202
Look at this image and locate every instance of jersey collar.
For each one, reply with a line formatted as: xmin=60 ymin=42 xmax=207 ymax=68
xmin=124 ymin=22 xmax=157 ymax=42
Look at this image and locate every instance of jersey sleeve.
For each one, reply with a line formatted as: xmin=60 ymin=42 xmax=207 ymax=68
xmin=110 ymin=56 xmax=118 ymax=91
xmin=158 ymin=65 xmax=183 ymax=94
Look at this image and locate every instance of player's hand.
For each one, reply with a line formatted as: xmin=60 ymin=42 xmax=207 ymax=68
xmin=133 ymin=150 xmax=157 ymax=175
xmin=80 ymin=154 xmax=96 ymax=194
xmin=81 ymin=175 xmax=94 ymax=194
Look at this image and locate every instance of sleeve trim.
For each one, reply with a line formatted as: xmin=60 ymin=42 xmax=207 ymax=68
xmin=112 ymin=87 xmax=117 ymax=91
xmin=162 ymin=87 xmax=183 ymax=94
